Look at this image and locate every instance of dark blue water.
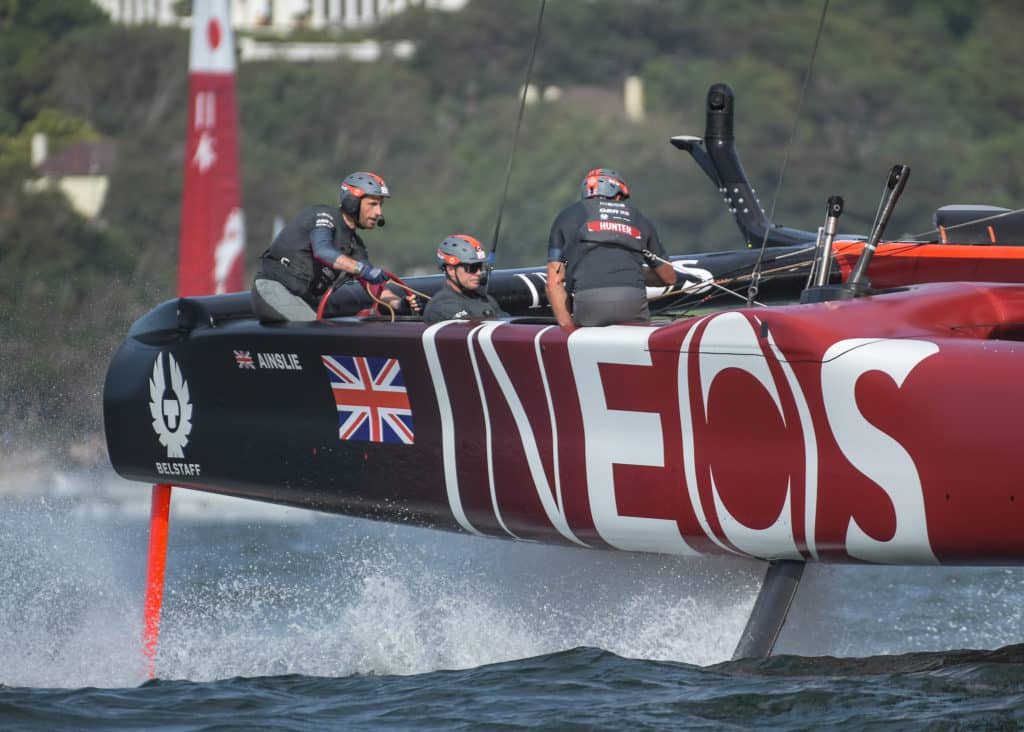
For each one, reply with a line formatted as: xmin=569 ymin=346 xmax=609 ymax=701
xmin=6 ymin=647 xmax=1024 ymax=730
xmin=3 ymin=468 xmax=1024 ymax=729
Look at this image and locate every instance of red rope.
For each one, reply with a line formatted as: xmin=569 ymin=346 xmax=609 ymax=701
xmin=317 ymin=271 xmax=423 ymax=320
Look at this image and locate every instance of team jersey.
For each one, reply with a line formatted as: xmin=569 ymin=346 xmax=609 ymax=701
xmin=547 ymin=198 xmax=665 ymax=292
xmin=423 ymin=285 xmax=508 ymax=323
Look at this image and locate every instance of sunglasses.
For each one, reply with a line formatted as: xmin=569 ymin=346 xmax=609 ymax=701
xmin=459 ymin=263 xmax=484 ymax=274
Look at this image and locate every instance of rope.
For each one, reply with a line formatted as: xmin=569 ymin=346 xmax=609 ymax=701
xmin=364 ymin=281 xmax=396 ymax=322
xmin=647 ymin=253 xmax=820 ymax=311
xmin=747 ymin=0 xmax=830 ymax=306
xmin=316 ymin=269 xmax=433 ymax=322
xmin=488 ymin=0 xmax=546 ymax=263
xmin=385 ymin=271 xmax=432 ymax=301
xmin=644 ymin=251 xmax=771 ymax=308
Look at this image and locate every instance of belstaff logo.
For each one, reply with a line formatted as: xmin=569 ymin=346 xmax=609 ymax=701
xmin=149 ymin=352 xmax=193 ymax=459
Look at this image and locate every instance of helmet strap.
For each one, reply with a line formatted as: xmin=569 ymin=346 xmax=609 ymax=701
xmin=340 ymin=204 xmax=359 ymax=230
xmin=444 ymin=265 xmax=476 ymax=296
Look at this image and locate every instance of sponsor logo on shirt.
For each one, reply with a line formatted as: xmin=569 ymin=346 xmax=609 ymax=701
xmin=598 ymin=206 xmax=631 ymax=222
xmin=587 ymin=221 xmax=642 ymax=238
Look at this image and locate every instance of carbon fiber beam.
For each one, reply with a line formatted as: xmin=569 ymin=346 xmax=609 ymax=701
xmin=732 ymin=560 xmax=806 ymax=660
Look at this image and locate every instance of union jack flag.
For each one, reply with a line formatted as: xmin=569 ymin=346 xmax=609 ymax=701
xmin=234 ymin=350 xmax=255 ymax=369
xmin=321 ymin=355 xmax=414 ymax=444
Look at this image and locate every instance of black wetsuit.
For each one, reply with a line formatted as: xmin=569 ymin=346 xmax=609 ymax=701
xmin=255 ymin=205 xmax=368 ymax=307
xmin=548 ymin=198 xmax=666 ymax=325
xmin=423 ymin=286 xmax=508 ymax=323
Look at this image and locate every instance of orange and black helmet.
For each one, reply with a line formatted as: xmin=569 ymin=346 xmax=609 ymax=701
xmin=437 ymin=234 xmax=487 ymax=268
xmin=340 ymin=171 xmax=391 ymax=215
xmin=580 ymin=167 xmax=629 ymax=200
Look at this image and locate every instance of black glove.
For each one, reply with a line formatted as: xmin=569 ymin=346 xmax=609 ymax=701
xmin=356 ymin=261 xmax=387 ymax=284
xmin=394 ymin=293 xmax=421 ymax=316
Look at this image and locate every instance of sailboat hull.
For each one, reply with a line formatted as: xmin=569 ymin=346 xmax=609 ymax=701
xmin=105 ymin=281 xmax=1024 ymax=565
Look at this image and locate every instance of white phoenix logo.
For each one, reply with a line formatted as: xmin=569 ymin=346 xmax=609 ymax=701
xmin=149 ymin=352 xmax=193 ymax=458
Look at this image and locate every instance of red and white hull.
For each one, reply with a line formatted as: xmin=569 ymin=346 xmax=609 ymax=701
xmin=105 ymin=281 xmax=1024 ymax=565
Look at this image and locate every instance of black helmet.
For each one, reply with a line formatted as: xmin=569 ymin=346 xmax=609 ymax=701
xmin=580 ymin=167 xmax=629 ymax=200
xmin=437 ymin=234 xmax=487 ymax=269
xmin=340 ymin=171 xmax=391 ymax=215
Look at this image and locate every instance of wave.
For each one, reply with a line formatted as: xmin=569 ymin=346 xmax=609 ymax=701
xmin=4 ymin=647 xmax=1024 ymax=730
xmin=3 ymin=466 xmax=1024 ymax=693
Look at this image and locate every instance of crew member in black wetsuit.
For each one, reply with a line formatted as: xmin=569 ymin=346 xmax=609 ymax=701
xmin=423 ymin=234 xmax=508 ymax=323
xmin=545 ymin=167 xmax=677 ymax=330
xmin=252 ymin=171 xmax=414 ymax=322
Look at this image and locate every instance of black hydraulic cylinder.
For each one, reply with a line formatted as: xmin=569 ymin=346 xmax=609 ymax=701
xmin=846 ymin=164 xmax=911 ymax=289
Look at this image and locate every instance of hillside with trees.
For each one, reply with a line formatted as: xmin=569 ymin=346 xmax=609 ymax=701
xmin=2 ymin=0 xmax=1022 ymax=458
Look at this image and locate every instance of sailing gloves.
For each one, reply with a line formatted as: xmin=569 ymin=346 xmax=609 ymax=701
xmin=356 ymin=261 xmax=387 ymax=284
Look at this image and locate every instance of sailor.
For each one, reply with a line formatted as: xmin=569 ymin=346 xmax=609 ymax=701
xmin=251 ymin=171 xmax=416 ymax=322
xmin=422 ymin=234 xmax=509 ymax=323
xmin=545 ymin=167 xmax=677 ymax=330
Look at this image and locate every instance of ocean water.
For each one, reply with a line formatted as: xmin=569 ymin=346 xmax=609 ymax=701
xmin=2 ymin=466 xmax=1024 ymax=730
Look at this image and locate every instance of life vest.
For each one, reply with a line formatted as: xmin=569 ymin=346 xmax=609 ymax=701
xmin=576 ymin=198 xmax=645 ymax=253
xmin=258 ymin=207 xmax=356 ymax=303
xmin=259 ymin=249 xmax=340 ymax=301
xmin=566 ymin=198 xmax=646 ymax=291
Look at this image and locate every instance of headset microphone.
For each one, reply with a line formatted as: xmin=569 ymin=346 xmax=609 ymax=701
xmin=376 ymin=217 xmax=386 ymax=227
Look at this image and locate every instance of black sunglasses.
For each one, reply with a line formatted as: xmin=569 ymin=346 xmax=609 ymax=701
xmin=459 ymin=263 xmax=484 ymax=273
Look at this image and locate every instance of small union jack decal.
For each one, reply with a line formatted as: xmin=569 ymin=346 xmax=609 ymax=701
xmin=234 ymin=350 xmax=255 ymax=369
xmin=321 ymin=355 xmax=414 ymax=444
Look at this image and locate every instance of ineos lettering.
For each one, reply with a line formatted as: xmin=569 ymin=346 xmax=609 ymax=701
xmin=424 ymin=318 xmax=939 ymax=561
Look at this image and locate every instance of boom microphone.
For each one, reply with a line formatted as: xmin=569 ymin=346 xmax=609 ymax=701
xmin=377 ymin=217 xmax=385 ymax=227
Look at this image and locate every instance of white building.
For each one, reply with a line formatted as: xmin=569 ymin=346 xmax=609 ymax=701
xmin=25 ymin=134 xmax=118 ymax=220
xmin=93 ymin=0 xmax=467 ymax=32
